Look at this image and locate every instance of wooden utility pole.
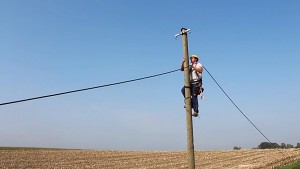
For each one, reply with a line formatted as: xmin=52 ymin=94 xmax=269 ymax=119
xmin=176 ymin=28 xmax=196 ymax=169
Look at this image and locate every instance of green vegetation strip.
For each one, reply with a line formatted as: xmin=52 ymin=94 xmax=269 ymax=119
xmin=276 ymin=160 xmax=300 ymax=169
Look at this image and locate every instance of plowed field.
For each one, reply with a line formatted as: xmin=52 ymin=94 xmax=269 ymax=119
xmin=1 ymin=148 xmax=300 ymax=169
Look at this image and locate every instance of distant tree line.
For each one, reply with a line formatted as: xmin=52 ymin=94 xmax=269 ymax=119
xmin=233 ymin=146 xmax=241 ymax=150
xmin=233 ymin=142 xmax=300 ymax=150
xmin=257 ymin=142 xmax=300 ymax=149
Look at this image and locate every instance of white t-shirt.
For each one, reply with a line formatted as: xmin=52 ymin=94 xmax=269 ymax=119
xmin=190 ymin=63 xmax=202 ymax=82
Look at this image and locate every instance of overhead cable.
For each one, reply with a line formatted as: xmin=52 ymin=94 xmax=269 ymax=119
xmin=0 ymin=68 xmax=180 ymax=106
xmin=203 ymin=66 xmax=276 ymax=147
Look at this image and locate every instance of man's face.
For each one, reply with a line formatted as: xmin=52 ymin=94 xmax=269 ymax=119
xmin=190 ymin=57 xmax=197 ymax=63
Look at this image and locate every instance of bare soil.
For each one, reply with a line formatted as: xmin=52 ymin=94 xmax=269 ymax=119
xmin=1 ymin=148 xmax=300 ymax=169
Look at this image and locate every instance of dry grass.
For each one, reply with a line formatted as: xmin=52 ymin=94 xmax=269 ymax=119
xmin=1 ymin=148 xmax=300 ymax=169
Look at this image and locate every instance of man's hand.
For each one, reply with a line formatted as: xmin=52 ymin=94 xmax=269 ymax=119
xmin=191 ymin=63 xmax=196 ymax=69
xmin=181 ymin=57 xmax=186 ymax=71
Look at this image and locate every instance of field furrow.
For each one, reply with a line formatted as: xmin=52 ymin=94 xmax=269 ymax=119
xmin=1 ymin=149 xmax=300 ymax=169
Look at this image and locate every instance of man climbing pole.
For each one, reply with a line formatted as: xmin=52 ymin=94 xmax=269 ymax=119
xmin=181 ymin=54 xmax=203 ymax=117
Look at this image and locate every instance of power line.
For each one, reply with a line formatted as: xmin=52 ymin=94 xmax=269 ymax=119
xmin=0 ymin=68 xmax=180 ymax=106
xmin=203 ymin=66 xmax=276 ymax=147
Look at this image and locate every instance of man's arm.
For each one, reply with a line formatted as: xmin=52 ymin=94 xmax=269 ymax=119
xmin=180 ymin=57 xmax=186 ymax=71
xmin=192 ymin=63 xmax=203 ymax=73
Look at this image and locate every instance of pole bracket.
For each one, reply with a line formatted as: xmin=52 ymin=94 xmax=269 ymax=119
xmin=175 ymin=28 xmax=191 ymax=39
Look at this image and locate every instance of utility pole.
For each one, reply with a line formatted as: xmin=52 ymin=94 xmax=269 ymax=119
xmin=176 ymin=28 xmax=195 ymax=169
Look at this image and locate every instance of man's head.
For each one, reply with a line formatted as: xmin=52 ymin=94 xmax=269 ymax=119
xmin=190 ymin=55 xmax=198 ymax=63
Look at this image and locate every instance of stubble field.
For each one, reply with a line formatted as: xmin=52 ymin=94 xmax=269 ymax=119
xmin=1 ymin=148 xmax=300 ymax=169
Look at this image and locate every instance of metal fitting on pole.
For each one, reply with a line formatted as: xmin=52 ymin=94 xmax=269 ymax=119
xmin=175 ymin=28 xmax=191 ymax=39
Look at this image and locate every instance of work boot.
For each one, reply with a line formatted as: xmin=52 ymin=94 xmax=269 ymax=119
xmin=192 ymin=112 xmax=199 ymax=117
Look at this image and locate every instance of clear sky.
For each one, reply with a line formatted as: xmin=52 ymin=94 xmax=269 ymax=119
xmin=0 ymin=0 xmax=299 ymax=151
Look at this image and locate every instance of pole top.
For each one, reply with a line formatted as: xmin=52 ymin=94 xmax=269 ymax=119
xmin=175 ymin=28 xmax=191 ymax=39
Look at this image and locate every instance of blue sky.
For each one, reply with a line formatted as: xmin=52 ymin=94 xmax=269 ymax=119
xmin=0 ymin=0 xmax=299 ymax=150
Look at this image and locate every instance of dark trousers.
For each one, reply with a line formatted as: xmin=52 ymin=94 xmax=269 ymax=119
xmin=181 ymin=83 xmax=200 ymax=113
